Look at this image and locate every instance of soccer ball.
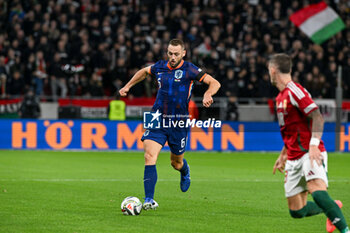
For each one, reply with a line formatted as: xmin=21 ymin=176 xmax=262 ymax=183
xmin=121 ymin=196 xmax=142 ymax=215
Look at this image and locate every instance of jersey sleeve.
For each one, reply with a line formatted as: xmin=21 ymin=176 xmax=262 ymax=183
xmin=287 ymin=82 xmax=318 ymax=116
xmin=148 ymin=61 xmax=162 ymax=77
xmin=188 ymin=63 xmax=207 ymax=82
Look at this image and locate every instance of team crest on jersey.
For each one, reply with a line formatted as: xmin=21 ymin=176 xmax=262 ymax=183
xmin=174 ymin=70 xmax=183 ymax=81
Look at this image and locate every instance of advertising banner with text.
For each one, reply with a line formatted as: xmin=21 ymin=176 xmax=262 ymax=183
xmin=2 ymin=120 xmax=349 ymax=152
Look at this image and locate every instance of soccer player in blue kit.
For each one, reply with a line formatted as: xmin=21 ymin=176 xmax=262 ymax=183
xmin=119 ymin=39 xmax=220 ymax=210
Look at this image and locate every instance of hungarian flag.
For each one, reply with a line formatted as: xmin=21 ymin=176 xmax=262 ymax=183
xmin=290 ymin=1 xmax=345 ymax=44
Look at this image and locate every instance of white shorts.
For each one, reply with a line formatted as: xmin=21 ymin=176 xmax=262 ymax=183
xmin=284 ymin=151 xmax=328 ymax=198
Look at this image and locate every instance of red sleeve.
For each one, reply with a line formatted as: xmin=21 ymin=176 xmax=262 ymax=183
xmin=287 ymin=82 xmax=318 ymax=116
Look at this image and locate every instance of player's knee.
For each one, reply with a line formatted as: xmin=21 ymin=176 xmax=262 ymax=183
xmin=307 ymin=179 xmax=327 ymax=194
xmin=144 ymin=152 xmax=156 ymax=164
xmin=170 ymin=159 xmax=182 ymax=170
xmin=289 ymin=208 xmax=306 ymax=218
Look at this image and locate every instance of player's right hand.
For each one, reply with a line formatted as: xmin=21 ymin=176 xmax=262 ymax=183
xmin=119 ymin=87 xmax=129 ymax=97
xmin=309 ymin=145 xmax=322 ymax=168
xmin=273 ymin=154 xmax=287 ymax=174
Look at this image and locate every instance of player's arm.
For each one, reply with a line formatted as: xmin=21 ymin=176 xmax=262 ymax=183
xmin=308 ymin=109 xmax=324 ymax=167
xmin=288 ymin=85 xmax=324 ymax=168
xmin=273 ymin=146 xmax=287 ymax=174
xmin=309 ymin=108 xmax=324 ymax=142
xmin=201 ymin=74 xmax=221 ymax=107
xmin=119 ymin=66 xmax=151 ymax=96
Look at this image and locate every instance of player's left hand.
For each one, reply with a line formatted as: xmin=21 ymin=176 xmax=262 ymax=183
xmin=203 ymin=93 xmax=213 ymax=107
xmin=309 ymin=145 xmax=322 ymax=168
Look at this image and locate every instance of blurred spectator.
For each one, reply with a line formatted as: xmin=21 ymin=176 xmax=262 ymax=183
xmin=7 ymin=71 xmax=24 ymax=95
xmin=0 ymin=56 xmax=7 ymax=97
xmin=108 ymin=97 xmax=126 ymax=121
xmin=0 ymin=73 xmax=6 ymax=97
xmin=33 ymin=51 xmax=48 ymax=96
xmin=110 ymin=57 xmax=127 ymax=95
xmin=18 ymin=89 xmax=41 ymax=119
xmin=196 ymin=36 xmax=212 ymax=58
xmin=222 ymin=69 xmax=238 ymax=97
xmin=226 ymin=96 xmax=239 ymax=121
xmin=87 ymin=72 xmax=104 ymax=97
xmin=49 ymin=53 xmax=67 ymax=101
xmin=344 ymin=57 xmax=350 ymax=98
xmin=246 ymin=74 xmax=259 ymax=98
xmin=258 ymin=73 xmax=273 ymax=99
xmin=318 ymin=75 xmax=331 ymax=98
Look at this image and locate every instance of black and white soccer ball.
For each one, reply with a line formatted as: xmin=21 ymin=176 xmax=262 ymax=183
xmin=121 ymin=196 xmax=142 ymax=215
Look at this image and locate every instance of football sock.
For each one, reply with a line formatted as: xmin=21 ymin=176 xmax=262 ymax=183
xmin=180 ymin=158 xmax=188 ymax=175
xmin=305 ymin=201 xmax=324 ymax=216
xmin=144 ymin=165 xmax=157 ymax=200
xmin=289 ymin=201 xmax=323 ymax=218
xmin=312 ymin=191 xmax=348 ymax=231
xmin=289 ymin=207 xmax=308 ymax=218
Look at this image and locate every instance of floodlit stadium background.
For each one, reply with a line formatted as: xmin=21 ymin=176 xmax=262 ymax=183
xmin=0 ymin=1 xmax=350 ymax=233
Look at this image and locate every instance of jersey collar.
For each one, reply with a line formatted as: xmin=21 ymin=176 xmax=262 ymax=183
xmin=167 ymin=60 xmax=184 ymax=70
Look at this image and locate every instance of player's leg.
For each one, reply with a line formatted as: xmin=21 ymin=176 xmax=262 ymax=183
xmin=285 ymin=159 xmax=323 ymax=219
xmin=288 ymin=191 xmax=324 ymax=218
xmin=141 ymin=129 xmax=167 ymax=210
xmin=168 ymin=128 xmax=190 ymax=192
xmin=170 ymin=152 xmax=184 ymax=170
xmin=170 ymin=152 xmax=190 ymax=192
xmin=142 ymin=139 xmax=162 ymax=210
xmin=144 ymin=139 xmax=162 ymax=165
xmin=288 ymin=191 xmax=307 ymax=217
xmin=308 ymin=179 xmax=348 ymax=233
xmin=305 ymin=158 xmax=349 ymax=233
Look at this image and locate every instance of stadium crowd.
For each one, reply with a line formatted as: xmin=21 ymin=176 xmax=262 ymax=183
xmin=0 ymin=0 xmax=349 ymax=101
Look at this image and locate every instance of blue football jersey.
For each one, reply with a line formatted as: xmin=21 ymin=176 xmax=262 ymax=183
xmin=148 ymin=60 xmax=206 ymax=116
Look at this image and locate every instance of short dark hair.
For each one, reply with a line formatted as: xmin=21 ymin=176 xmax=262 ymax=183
xmin=268 ymin=53 xmax=292 ymax=74
xmin=169 ymin=39 xmax=185 ymax=49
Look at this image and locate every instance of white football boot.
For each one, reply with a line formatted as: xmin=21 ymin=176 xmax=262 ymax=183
xmin=143 ymin=198 xmax=159 ymax=210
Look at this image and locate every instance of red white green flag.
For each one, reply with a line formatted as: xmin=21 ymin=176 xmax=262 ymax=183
xmin=289 ymin=1 xmax=345 ymax=44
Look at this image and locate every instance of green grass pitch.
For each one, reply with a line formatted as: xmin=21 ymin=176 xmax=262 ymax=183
xmin=0 ymin=150 xmax=349 ymax=233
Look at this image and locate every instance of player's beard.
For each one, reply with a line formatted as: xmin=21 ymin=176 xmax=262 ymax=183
xmin=170 ymin=59 xmax=181 ymax=68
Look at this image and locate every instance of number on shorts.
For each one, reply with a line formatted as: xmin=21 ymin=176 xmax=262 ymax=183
xmin=181 ymin=137 xmax=186 ymax=148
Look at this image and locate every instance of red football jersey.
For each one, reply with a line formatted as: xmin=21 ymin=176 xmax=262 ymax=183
xmin=276 ymin=81 xmax=326 ymax=160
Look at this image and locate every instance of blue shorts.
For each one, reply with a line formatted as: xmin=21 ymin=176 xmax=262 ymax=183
xmin=141 ymin=127 xmax=188 ymax=155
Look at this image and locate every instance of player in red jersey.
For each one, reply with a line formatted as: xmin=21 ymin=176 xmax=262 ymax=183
xmin=269 ymin=53 xmax=349 ymax=233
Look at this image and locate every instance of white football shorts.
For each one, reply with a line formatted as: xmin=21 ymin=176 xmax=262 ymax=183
xmin=284 ymin=151 xmax=328 ymax=198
